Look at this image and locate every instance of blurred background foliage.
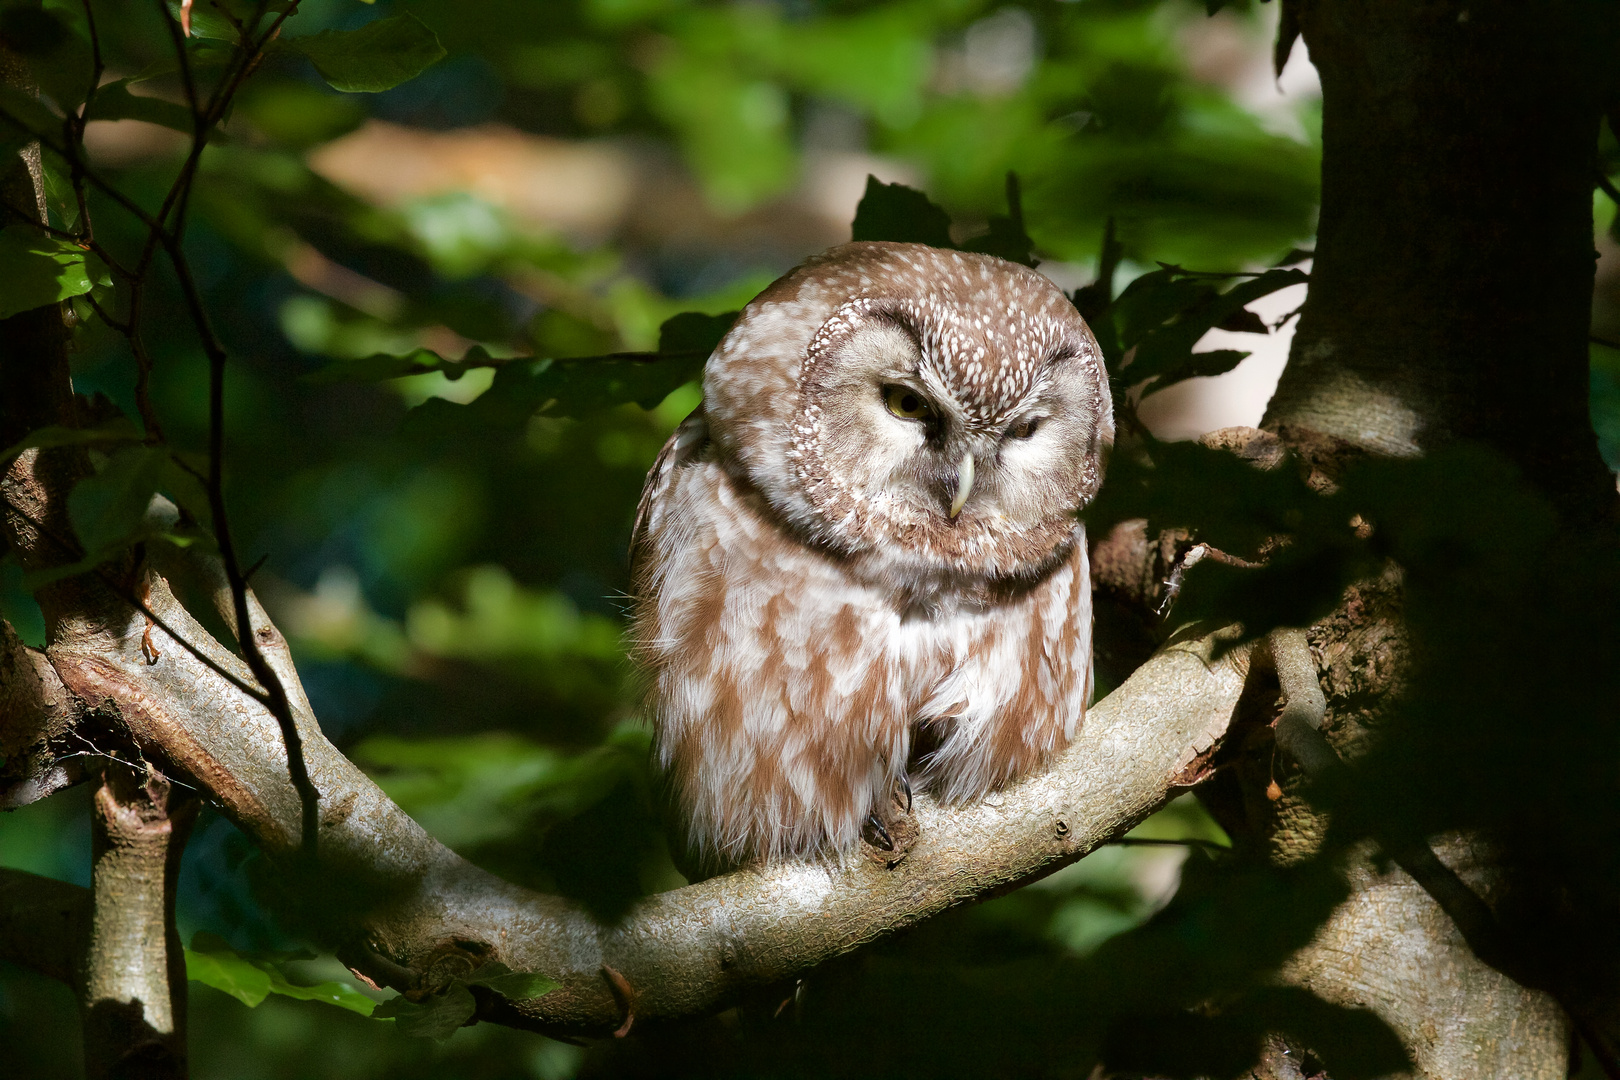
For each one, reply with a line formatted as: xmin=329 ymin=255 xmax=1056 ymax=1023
xmin=1 ymin=0 xmax=1617 ymax=1076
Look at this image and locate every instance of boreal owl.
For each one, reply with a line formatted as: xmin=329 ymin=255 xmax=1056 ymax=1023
xmin=631 ymin=241 xmax=1113 ymax=865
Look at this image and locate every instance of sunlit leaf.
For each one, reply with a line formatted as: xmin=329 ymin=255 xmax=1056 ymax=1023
xmin=185 ymin=943 xmax=273 ymax=1008
xmin=261 ymin=969 xmax=377 ymax=1016
xmin=0 ymin=225 xmax=101 ymax=319
xmin=285 ymin=13 xmax=448 ymax=94
xmin=465 ymin=962 xmax=561 ymax=1002
xmin=186 ymin=933 xmax=375 ymax=1016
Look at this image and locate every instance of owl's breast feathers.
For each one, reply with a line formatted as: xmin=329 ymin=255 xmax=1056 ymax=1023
xmin=631 ymin=420 xmax=1093 ymax=864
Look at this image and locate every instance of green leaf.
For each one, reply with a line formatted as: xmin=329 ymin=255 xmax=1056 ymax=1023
xmin=374 ymin=983 xmax=476 ymax=1039
xmin=473 ymin=971 xmax=561 ymax=1001
xmin=303 ymin=350 xmax=452 ymax=386
xmin=0 ymin=419 xmax=142 ymax=466
xmin=186 ymin=933 xmax=375 ymax=1016
xmin=284 ymin=13 xmax=448 ymax=94
xmin=67 ymin=446 xmax=169 ymax=555
xmin=531 ymin=353 xmax=708 ymax=414
xmin=850 ymin=176 xmax=954 ymax=248
xmin=1118 ymin=268 xmax=1307 ymax=392
xmin=1137 ymin=350 xmax=1252 ymax=398
xmin=162 ymin=0 xmax=291 ymax=43
xmin=185 ymin=944 xmax=273 ymax=1008
xmin=236 ymin=80 xmax=366 ymax=148
xmin=0 ymin=224 xmax=98 ymax=319
xmin=464 ymin=962 xmax=561 ymax=1002
xmin=656 ymin=310 xmax=737 ymax=356
xmin=84 ymin=81 xmax=197 ymax=135
xmin=162 ymin=0 xmax=236 ymax=42
xmin=1111 ymin=270 xmax=1218 ymax=349
xmin=262 ymin=968 xmax=377 ymax=1016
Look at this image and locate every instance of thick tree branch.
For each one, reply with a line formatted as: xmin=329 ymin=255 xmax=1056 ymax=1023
xmin=32 ymin=544 xmax=1249 ymax=1035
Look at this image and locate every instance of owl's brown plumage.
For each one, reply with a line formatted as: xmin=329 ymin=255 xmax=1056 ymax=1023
xmin=632 ymin=242 xmax=1113 ymax=864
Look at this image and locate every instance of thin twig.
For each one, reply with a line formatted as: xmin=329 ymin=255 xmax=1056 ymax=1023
xmin=156 ymin=0 xmax=199 ymax=122
xmin=1597 ymin=169 xmax=1620 ymax=208
xmin=147 ymin=0 xmax=319 ymax=855
xmin=1106 ymin=837 xmax=1231 ymax=853
xmin=0 ymin=197 xmax=129 ymax=278
xmin=0 ymin=105 xmax=164 ymax=230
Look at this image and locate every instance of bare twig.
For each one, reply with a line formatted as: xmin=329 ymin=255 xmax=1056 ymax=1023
xmin=1106 ymin=836 xmax=1231 ymax=853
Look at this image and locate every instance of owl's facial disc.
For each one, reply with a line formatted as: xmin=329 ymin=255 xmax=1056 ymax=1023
xmin=779 ymin=254 xmax=1113 ymax=580
xmin=804 ymin=315 xmax=1091 ymax=535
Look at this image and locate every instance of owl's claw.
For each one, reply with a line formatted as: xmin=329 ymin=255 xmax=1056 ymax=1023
xmin=897 ymin=775 xmax=912 ymax=813
xmin=862 ymin=814 xmax=895 ymax=851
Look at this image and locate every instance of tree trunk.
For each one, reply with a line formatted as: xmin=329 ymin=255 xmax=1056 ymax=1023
xmin=1267 ymin=0 xmax=1617 ymax=525
xmin=1251 ymin=1 xmax=1620 ymax=1075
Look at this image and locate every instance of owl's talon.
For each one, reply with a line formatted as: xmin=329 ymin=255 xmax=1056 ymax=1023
xmin=897 ymin=776 xmax=912 ymax=813
xmin=862 ymin=814 xmax=895 ymax=851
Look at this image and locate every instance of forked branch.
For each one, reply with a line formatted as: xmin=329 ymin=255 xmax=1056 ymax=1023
xmin=16 ymin=546 xmax=1249 ymax=1034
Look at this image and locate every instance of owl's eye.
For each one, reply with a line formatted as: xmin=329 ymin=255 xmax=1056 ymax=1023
xmin=1008 ymin=416 xmax=1042 ymax=439
xmin=883 ymin=384 xmax=934 ymax=421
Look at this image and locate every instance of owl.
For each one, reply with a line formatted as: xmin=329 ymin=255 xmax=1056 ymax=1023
xmin=631 ymin=241 xmax=1113 ymax=866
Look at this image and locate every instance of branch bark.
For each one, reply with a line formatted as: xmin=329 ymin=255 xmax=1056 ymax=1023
xmin=0 ymin=616 xmax=87 ymax=806
xmin=27 ymin=543 xmax=1249 ymax=1034
xmin=81 ymin=765 xmax=196 ymax=1080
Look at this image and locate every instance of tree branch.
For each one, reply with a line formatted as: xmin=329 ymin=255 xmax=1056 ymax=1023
xmin=82 ymin=764 xmax=196 ymax=1080
xmin=33 ymin=542 xmax=1249 ymax=1035
xmin=0 ymin=616 xmax=88 ymax=806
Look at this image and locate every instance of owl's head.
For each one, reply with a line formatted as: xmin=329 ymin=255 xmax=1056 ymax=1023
xmin=703 ymin=242 xmax=1113 ymax=583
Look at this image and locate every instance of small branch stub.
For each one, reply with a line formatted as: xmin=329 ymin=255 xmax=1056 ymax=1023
xmin=82 ymin=764 xmax=197 ymax=1080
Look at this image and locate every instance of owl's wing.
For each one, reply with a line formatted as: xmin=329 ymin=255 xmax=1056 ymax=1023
xmin=630 ymin=404 xmax=710 ymax=571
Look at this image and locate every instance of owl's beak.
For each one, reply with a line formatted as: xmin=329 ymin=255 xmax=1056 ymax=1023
xmin=948 ymin=452 xmax=975 ymax=518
